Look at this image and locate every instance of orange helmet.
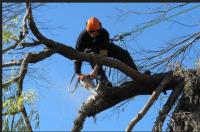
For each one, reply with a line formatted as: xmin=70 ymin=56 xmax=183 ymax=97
xmin=86 ymin=17 xmax=101 ymax=32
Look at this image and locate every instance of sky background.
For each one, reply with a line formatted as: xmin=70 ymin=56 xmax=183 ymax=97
xmin=18 ymin=3 xmax=200 ymax=131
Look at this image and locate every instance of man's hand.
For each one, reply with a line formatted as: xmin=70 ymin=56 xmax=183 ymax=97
xmin=77 ymin=73 xmax=90 ymax=80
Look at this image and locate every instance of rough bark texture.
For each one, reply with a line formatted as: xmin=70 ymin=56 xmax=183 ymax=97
xmin=24 ymin=2 xmax=200 ymax=131
xmin=168 ymin=70 xmax=200 ymax=131
xmin=71 ymin=71 xmax=184 ymax=132
xmin=152 ymin=82 xmax=184 ymax=132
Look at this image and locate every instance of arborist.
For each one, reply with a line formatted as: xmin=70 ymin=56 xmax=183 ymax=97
xmin=74 ymin=17 xmax=139 ymax=87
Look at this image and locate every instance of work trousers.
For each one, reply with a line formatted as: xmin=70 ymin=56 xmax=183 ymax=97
xmin=88 ymin=43 xmax=138 ymax=83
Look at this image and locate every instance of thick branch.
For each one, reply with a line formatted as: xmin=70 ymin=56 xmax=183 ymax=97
xmin=71 ymin=72 xmax=184 ymax=131
xmin=125 ymin=75 xmax=172 ymax=132
xmin=25 ymin=1 xmax=147 ymax=83
xmin=152 ymin=82 xmax=183 ymax=132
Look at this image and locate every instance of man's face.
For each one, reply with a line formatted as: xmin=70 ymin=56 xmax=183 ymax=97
xmin=88 ymin=30 xmax=100 ymax=38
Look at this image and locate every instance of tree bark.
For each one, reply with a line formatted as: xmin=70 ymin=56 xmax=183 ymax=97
xmin=72 ymin=71 xmax=183 ymax=131
xmin=168 ymin=70 xmax=200 ymax=131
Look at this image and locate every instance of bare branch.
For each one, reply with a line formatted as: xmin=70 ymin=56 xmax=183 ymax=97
xmin=17 ymin=40 xmax=42 ymax=49
xmin=3 ymin=3 xmax=45 ymax=24
xmin=21 ymin=106 xmax=33 ymax=131
xmin=2 ymin=49 xmax=55 ymax=88
xmin=114 ymin=3 xmax=188 ymax=18
xmin=17 ymin=53 xmax=30 ymax=96
xmin=125 ymin=75 xmax=172 ymax=132
xmin=3 ymin=39 xmax=25 ymax=54
xmin=2 ymin=110 xmax=21 ymax=116
xmin=152 ymin=82 xmax=184 ymax=132
xmin=137 ymin=32 xmax=200 ymax=61
xmin=25 ymin=1 xmax=147 ymax=83
xmin=3 ymin=48 xmax=54 ymax=68
xmin=13 ymin=53 xmax=33 ymax=132
xmin=167 ymin=19 xmax=200 ymax=28
xmin=2 ymin=76 xmax=20 ymax=89
xmin=3 ymin=5 xmax=30 ymax=54
xmin=71 ymin=71 xmax=184 ymax=131
xmin=137 ymin=32 xmax=200 ymax=71
xmin=3 ymin=54 xmax=33 ymax=131
xmin=3 ymin=60 xmax=22 ymax=68
xmin=111 ymin=4 xmax=199 ymax=43
xmin=11 ymin=115 xmax=15 ymax=131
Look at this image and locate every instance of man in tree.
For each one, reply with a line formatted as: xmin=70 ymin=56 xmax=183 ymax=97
xmin=74 ymin=17 xmax=138 ymax=87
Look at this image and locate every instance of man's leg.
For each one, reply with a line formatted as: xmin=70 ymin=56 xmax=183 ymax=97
xmin=84 ymin=49 xmax=112 ymax=86
xmin=89 ymin=63 xmax=112 ymax=87
xmin=108 ymin=43 xmax=138 ymax=71
xmin=89 ymin=63 xmax=108 ymax=81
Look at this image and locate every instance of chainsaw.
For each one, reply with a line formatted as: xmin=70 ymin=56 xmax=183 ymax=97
xmin=79 ymin=75 xmax=97 ymax=95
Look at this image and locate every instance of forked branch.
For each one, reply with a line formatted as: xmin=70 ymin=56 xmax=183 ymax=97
xmin=125 ymin=75 xmax=172 ymax=132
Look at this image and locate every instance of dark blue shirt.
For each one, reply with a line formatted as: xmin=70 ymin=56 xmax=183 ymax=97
xmin=74 ymin=28 xmax=110 ymax=74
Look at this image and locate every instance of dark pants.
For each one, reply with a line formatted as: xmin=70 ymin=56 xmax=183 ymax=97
xmin=89 ymin=43 xmax=138 ymax=83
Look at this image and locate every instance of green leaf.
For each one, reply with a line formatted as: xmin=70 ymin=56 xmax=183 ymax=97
xmin=3 ymin=95 xmax=24 ymax=115
xmin=2 ymin=29 xmax=18 ymax=44
xmin=3 ymin=98 xmax=13 ymax=108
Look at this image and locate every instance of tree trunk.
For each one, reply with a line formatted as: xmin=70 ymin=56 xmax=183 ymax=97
xmin=168 ymin=70 xmax=200 ymax=131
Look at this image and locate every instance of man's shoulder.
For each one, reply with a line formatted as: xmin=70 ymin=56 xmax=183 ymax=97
xmin=101 ymin=27 xmax=108 ymax=32
xmin=101 ymin=28 xmax=109 ymax=34
xmin=78 ymin=29 xmax=89 ymax=38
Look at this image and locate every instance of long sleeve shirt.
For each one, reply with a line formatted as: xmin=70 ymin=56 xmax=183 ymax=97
xmin=74 ymin=28 xmax=110 ymax=74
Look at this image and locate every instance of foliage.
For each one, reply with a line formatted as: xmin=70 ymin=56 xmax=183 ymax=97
xmin=3 ymin=16 xmax=19 ymax=45
xmin=2 ymin=87 xmax=39 ymax=131
xmin=2 ymin=3 xmax=40 ymax=131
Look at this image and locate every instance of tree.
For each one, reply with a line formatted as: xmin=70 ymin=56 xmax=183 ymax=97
xmin=2 ymin=3 xmax=44 ymax=131
xmin=2 ymin=2 xmax=200 ymax=132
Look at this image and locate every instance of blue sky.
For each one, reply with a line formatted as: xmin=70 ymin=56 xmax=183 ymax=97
xmin=20 ymin=3 xmax=200 ymax=131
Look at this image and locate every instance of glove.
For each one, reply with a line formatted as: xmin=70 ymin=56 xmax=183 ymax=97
xmin=77 ymin=73 xmax=90 ymax=80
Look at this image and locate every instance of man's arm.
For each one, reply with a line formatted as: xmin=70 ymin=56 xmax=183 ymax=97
xmin=74 ymin=30 xmax=86 ymax=77
xmin=74 ymin=60 xmax=82 ymax=75
xmin=90 ymin=28 xmax=110 ymax=78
